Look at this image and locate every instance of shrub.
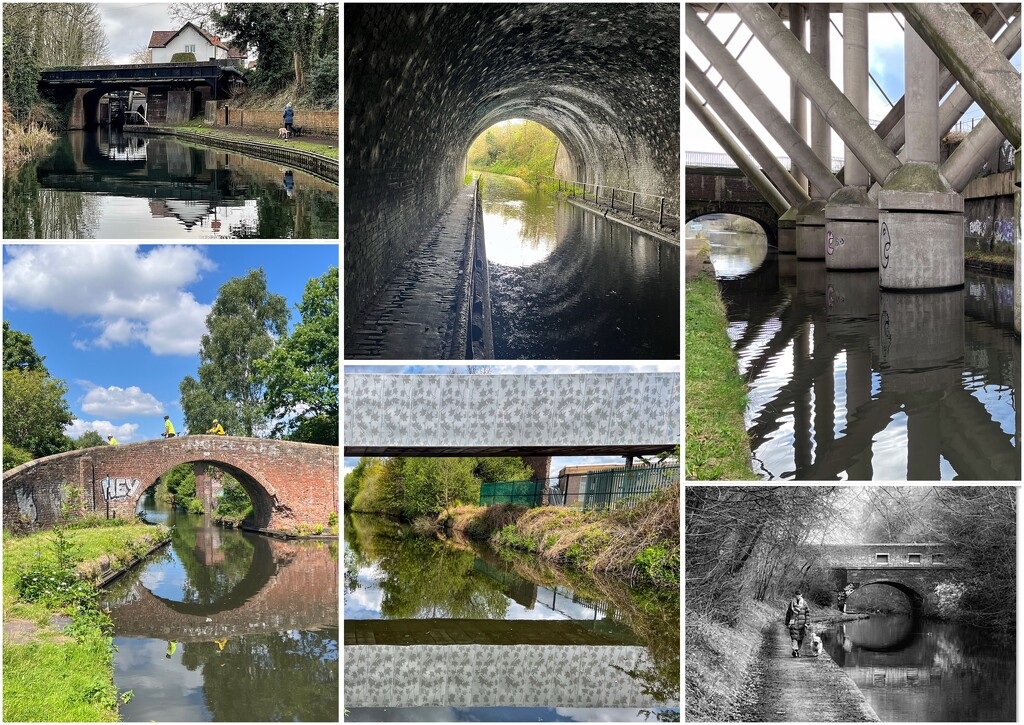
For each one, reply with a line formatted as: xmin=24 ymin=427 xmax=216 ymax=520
xmin=328 ymin=511 xmax=338 ymax=527
xmin=185 ymin=498 xmax=205 ymax=515
xmin=495 ymin=524 xmax=537 ymax=552
xmin=634 ymin=545 xmax=680 ymax=587
xmin=3 ymin=440 xmax=33 ymax=471
xmin=170 ymin=52 xmax=197 ymax=62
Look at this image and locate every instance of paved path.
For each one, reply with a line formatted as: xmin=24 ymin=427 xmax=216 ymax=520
xmin=345 ymin=183 xmax=476 ymax=359
xmin=344 ymin=618 xmax=636 ymax=646
xmin=744 ymin=622 xmax=879 ymax=722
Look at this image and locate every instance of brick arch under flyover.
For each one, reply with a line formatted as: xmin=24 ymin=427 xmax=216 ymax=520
xmin=3 ymin=436 xmax=338 ymax=533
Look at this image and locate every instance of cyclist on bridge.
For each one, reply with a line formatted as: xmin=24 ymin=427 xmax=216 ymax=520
xmin=207 ymin=420 xmax=226 ymax=435
xmin=162 ymin=415 xmax=176 ymax=438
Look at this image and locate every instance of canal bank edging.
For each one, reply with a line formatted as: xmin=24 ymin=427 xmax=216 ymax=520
xmin=92 ymin=533 xmax=171 ymax=589
xmin=563 ymin=197 xmax=680 ymax=246
xmin=462 ymin=176 xmax=495 ymax=359
xmin=124 ymin=125 xmax=339 ymax=184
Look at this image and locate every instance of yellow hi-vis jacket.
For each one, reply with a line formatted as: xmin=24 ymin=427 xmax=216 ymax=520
xmin=164 ymin=419 xmax=176 ymax=435
xmin=207 ymin=422 xmax=225 ymax=435
xmin=108 ymin=437 xmax=118 ymax=445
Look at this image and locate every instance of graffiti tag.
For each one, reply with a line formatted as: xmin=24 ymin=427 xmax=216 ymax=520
xmin=102 ymin=477 xmax=141 ymax=501
xmin=826 ymin=230 xmax=845 ymax=255
xmin=995 ymin=220 xmax=1014 ymax=243
xmin=968 ymin=219 xmax=986 ymax=236
xmin=880 ymin=223 xmax=891 ymax=269
xmin=15 ymin=488 xmax=37 ymax=521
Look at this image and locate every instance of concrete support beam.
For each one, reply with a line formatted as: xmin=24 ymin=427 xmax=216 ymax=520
xmin=686 ymin=5 xmax=841 ymax=198
xmin=685 ymin=85 xmax=790 ymax=215
xmin=842 ymin=4 xmax=870 ymax=189
xmin=732 ymin=3 xmax=902 ymax=185
xmin=905 ymin=26 xmax=940 ymax=164
xmin=896 ymin=2 xmax=1021 ymax=148
xmin=940 ymin=117 xmax=1009 ymax=192
xmin=1016 ymin=149 xmax=1021 ymax=336
xmin=808 ymin=4 xmax=832 ymax=196
xmin=686 ymin=57 xmax=810 ymax=206
xmin=789 ymin=4 xmax=808 ymax=193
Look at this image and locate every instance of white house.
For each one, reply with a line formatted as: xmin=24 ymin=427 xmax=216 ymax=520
xmin=148 ymin=22 xmax=246 ymax=65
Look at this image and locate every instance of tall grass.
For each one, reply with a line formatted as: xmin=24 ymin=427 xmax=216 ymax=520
xmin=3 ymin=122 xmax=55 ymax=171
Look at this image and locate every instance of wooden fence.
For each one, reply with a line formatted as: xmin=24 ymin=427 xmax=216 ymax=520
xmin=204 ymin=102 xmax=338 ymax=136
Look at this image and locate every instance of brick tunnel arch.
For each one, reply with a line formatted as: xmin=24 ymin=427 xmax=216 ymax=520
xmin=686 ymin=207 xmax=779 ymax=249
xmin=138 ymin=459 xmax=278 ymax=531
xmin=344 ymin=3 xmax=680 ymax=330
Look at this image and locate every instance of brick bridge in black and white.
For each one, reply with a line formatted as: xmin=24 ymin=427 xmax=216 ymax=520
xmin=810 ymin=543 xmax=960 ymax=618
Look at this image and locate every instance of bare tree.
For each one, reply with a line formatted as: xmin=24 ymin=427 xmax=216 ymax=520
xmin=128 ymin=44 xmax=152 ymax=64
xmin=168 ymin=2 xmax=218 ymax=29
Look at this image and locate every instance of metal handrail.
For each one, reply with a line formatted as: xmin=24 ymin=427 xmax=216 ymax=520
xmin=542 ymin=175 xmax=680 ymax=225
xmin=125 ymin=109 xmax=148 ymax=126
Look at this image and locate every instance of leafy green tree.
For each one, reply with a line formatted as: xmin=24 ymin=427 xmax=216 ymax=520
xmin=467 ymin=120 xmax=560 ymax=184
xmin=259 ymin=267 xmax=338 ymax=444
xmin=3 ymin=441 xmax=33 ymax=471
xmin=2 ymin=369 xmax=74 ymax=457
xmin=3 ymin=321 xmax=48 ymax=373
xmin=474 ymin=457 xmax=533 ymax=483
xmin=180 ymin=268 xmax=289 ymax=437
xmin=73 ymin=430 xmax=105 ymax=449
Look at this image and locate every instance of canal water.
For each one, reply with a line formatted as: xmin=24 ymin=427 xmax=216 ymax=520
xmin=480 ymin=173 xmax=680 ymax=359
xmin=701 ymin=228 xmax=1020 ymax=480
xmin=3 ymin=129 xmax=338 ymax=239
xmin=823 ymin=614 xmax=1015 ymax=721
xmin=344 ymin=513 xmax=680 ymax=722
xmin=102 ymin=496 xmax=338 ymax=721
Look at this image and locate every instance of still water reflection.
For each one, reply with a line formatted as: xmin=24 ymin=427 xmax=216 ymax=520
xmin=3 ymin=129 xmax=338 ymax=239
xmin=825 ymin=615 xmax=1014 ymax=722
xmin=480 ymin=173 xmax=680 ymax=359
xmin=103 ymin=497 xmax=339 ymax=721
xmin=344 ymin=514 xmax=679 ymax=722
xmin=708 ymin=230 xmax=1020 ymax=479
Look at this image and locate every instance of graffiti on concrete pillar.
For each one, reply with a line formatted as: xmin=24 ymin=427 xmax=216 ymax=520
xmin=968 ymin=219 xmax=986 ymax=237
xmin=102 ymin=477 xmax=141 ymax=501
xmin=880 ymin=223 xmax=891 ymax=269
xmin=826 ymin=230 xmax=845 ymax=255
xmin=15 ymin=488 xmax=38 ymax=522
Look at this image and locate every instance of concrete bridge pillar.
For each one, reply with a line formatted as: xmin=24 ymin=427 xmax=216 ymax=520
xmin=1015 ymin=148 xmax=1021 ymax=335
xmin=789 ymin=4 xmax=808 ymax=196
xmin=826 ymin=4 xmax=879 ymax=271
xmin=796 ymin=5 xmax=831 ymax=259
xmin=878 ymin=25 xmax=964 ymax=290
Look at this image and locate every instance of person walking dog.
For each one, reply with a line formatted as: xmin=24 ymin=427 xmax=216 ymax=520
xmin=283 ymin=102 xmax=294 ymax=138
xmin=785 ymin=589 xmax=811 ymax=657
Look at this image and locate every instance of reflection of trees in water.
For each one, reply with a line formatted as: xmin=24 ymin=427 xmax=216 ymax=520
xmin=226 ymin=168 xmax=338 ymax=239
xmin=481 ymin=174 xmax=558 ymax=247
xmin=346 ymin=514 xmax=510 ymax=619
xmin=178 ymin=628 xmax=338 ymax=721
xmin=170 ymin=516 xmax=258 ymax=606
xmin=3 ymin=161 xmax=101 ymax=238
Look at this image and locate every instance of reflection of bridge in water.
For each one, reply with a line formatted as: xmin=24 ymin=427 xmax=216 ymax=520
xmin=106 ymin=537 xmax=338 ymax=643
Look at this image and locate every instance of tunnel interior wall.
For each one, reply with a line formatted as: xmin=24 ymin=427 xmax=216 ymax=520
xmin=344 ymin=4 xmax=680 ymax=332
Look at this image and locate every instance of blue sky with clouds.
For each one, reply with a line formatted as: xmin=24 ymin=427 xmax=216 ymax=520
xmin=3 ymin=244 xmax=338 ymax=443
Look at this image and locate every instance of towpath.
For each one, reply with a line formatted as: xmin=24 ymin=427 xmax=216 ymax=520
xmin=740 ymin=620 xmax=879 ymax=722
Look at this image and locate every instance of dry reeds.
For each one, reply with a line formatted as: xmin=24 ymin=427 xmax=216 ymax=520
xmin=3 ymin=106 xmax=56 ymax=171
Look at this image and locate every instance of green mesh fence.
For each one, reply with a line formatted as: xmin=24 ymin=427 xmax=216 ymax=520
xmin=479 ymin=465 xmax=679 ymax=510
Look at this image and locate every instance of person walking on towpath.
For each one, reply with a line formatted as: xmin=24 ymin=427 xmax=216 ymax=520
xmin=107 ymin=435 xmax=118 ymax=445
xmin=785 ymin=589 xmax=811 ymax=657
xmin=283 ymin=102 xmax=294 ymax=138
xmin=207 ymin=419 xmax=225 ymax=435
xmin=162 ymin=415 xmax=176 ymax=438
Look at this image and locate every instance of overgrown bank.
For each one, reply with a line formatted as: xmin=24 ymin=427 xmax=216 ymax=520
xmin=3 ymin=518 xmax=170 ymax=722
xmin=685 ymin=273 xmax=755 ymax=480
xmin=436 ymin=484 xmax=680 ymax=589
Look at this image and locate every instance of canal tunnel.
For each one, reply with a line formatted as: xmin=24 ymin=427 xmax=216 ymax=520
xmin=344 ymin=3 xmax=680 ymax=331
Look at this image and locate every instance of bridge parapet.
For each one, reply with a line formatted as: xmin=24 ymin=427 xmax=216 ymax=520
xmin=815 ymin=543 xmax=956 ymax=569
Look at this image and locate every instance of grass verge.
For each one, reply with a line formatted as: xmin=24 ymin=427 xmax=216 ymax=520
xmin=685 ymin=273 xmax=756 ymax=480
xmin=437 ymin=484 xmax=679 ymax=588
xmin=3 ymin=521 xmax=170 ymax=722
xmin=170 ymin=121 xmax=339 ymax=160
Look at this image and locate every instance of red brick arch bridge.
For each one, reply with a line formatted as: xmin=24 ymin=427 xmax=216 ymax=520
xmin=3 ymin=436 xmax=338 ymax=533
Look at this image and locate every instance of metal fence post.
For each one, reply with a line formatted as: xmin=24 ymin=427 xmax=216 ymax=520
xmin=659 ymin=197 xmax=665 ymax=226
xmin=610 ymin=188 xmax=615 ymax=210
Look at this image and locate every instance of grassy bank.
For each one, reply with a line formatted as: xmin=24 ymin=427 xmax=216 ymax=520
xmin=3 ymin=521 xmax=170 ymax=722
xmin=171 ymin=121 xmax=339 ymax=160
xmin=2 ymin=121 xmax=56 ymax=171
xmin=685 ymin=273 xmax=756 ymax=480
xmin=436 ymin=484 xmax=679 ymax=588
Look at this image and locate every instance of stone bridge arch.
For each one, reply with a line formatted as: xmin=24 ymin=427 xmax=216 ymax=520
xmin=344 ymin=3 xmax=680 ymax=331
xmin=3 ymin=436 xmax=338 ymax=533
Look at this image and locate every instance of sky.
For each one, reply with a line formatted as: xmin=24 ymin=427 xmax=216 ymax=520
xmin=96 ymin=3 xmax=196 ymax=65
xmin=342 ymin=364 xmax=680 ymax=481
xmin=2 ymin=244 xmax=338 ymax=443
xmin=686 ymin=8 xmax=1022 ymax=158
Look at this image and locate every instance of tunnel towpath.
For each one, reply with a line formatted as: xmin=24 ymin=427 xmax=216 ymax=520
xmin=345 ymin=183 xmax=477 ymax=358
xmin=741 ymin=621 xmax=879 ymax=722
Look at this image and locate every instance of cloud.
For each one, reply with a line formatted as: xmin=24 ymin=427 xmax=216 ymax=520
xmin=3 ymin=245 xmax=214 ymax=356
xmin=80 ymin=382 xmax=165 ymax=418
xmin=65 ymin=420 xmax=140 ymax=442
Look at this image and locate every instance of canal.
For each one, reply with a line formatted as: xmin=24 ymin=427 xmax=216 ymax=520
xmin=701 ymin=227 xmax=1020 ymax=480
xmin=102 ymin=495 xmax=339 ymax=721
xmin=824 ymin=614 xmax=1014 ymax=721
xmin=3 ymin=129 xmax=338 ymax=239
xmin=480 ymin=173 xmax=680 ymax=359
xmin=344 ymin=513 xmax=680 ymax=722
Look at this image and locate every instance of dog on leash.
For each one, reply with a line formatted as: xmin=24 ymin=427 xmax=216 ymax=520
xmin=278 ymin=127 xmax=290 ymax=139
xmin=809 ymin=628 xmax=823 ymax=657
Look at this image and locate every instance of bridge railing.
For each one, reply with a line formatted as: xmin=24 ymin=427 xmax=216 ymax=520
xmin=541 ymin=175 xmax=679 ymax=225
xmin=686 ymin=150 xmax=845 ymax=173
xmin=479 ymin=464 xmax=679 ymax=511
